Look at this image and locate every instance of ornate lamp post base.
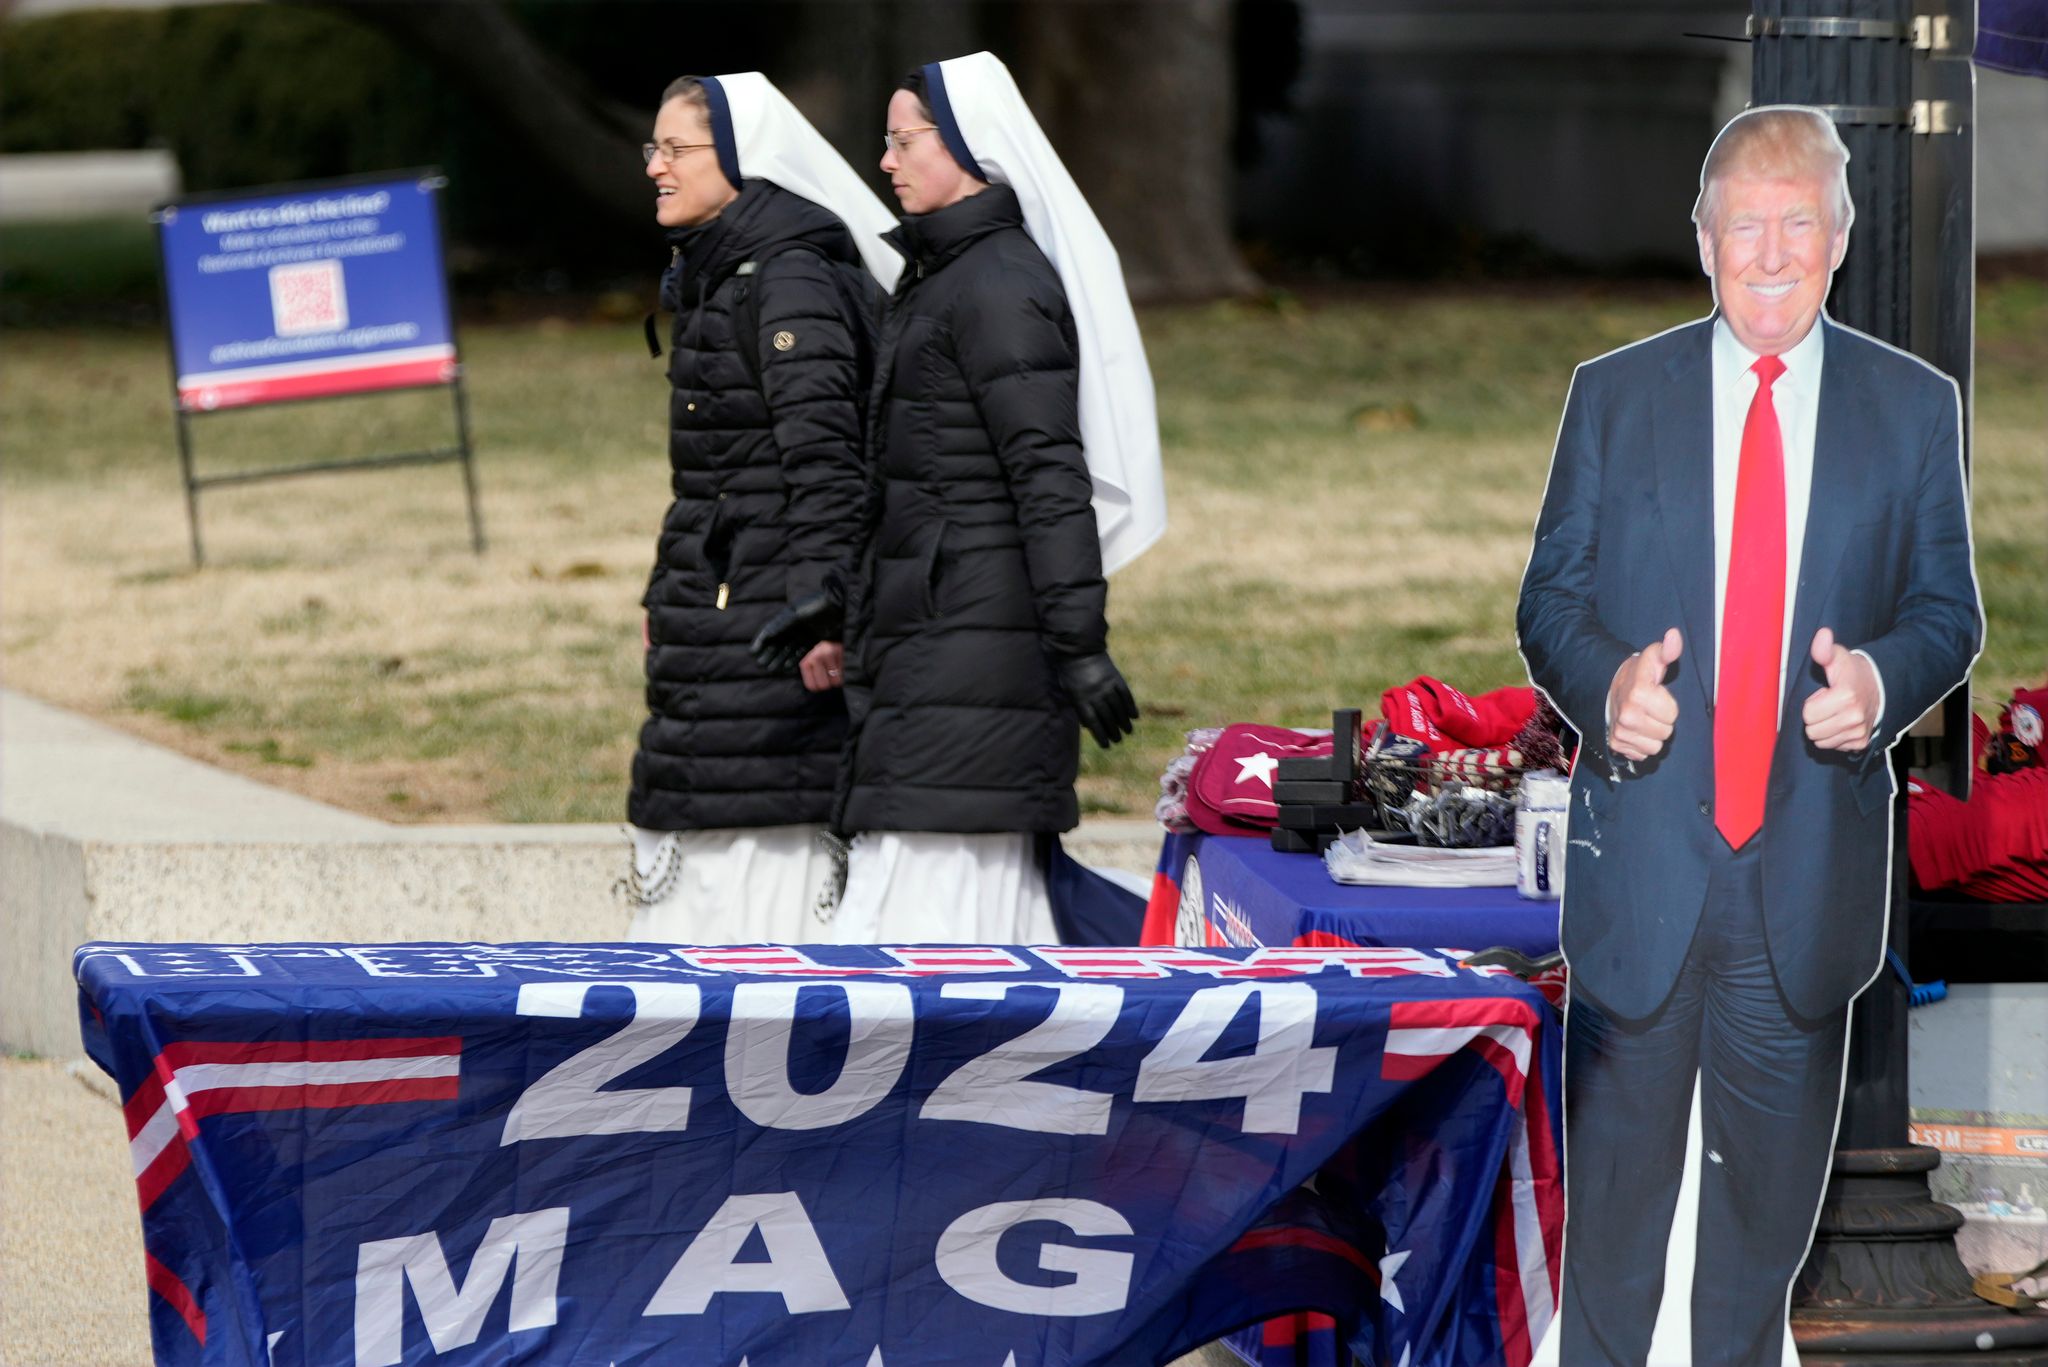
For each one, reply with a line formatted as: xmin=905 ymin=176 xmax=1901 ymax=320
xmin=1793 ymin=1145 xmax=2048 ymax=1365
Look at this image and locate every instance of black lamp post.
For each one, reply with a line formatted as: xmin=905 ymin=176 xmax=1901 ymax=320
xmin=1748 ymin=1 xmax=2048 ymax=1358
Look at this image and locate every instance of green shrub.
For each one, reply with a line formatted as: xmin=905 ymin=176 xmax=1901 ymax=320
xmin=1 ymin=6 xmax=444 ymax=190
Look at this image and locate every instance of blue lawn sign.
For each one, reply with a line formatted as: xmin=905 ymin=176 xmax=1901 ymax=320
xmin=159 ymin=173 xmax=455 ymax=409
xmin=154 ymin=171 xmax=483 ymax=564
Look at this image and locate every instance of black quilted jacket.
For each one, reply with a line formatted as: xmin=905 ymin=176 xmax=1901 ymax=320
xmin=628 ymin=180 xmax=878 ymax=831
xmin=840 ymin=184 xmax=1108 ymax=834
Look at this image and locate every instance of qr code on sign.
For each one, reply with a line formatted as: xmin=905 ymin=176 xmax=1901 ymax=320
xmin=269 ymin=259 xmax=349 ymax=336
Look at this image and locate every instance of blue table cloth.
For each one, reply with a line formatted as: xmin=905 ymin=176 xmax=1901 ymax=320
xmin=78 ymin=940 xmax=1562 ymax=1367
xmin=1154 ymin=833 xmax=1562 ymax=958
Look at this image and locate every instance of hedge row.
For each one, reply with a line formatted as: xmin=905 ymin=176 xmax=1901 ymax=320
xmin=0 ymin=2 xmax=750 ymax=294
xmin=2 ymin=7 xmax=446 ymax=201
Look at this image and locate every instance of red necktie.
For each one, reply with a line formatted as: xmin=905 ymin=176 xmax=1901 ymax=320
xmin=1715 ymin=354 xmax=1787 ymax=849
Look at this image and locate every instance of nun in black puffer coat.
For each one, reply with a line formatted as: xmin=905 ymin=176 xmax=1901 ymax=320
xmin=624 ymin=72 xmax=895 ymax=944
xmin=838 ymin=181 xmax=1113 ymax=836
xmin=811 ymin=58 xmax=1143 ymax=946
xmin=630 ymin=180 xmax=871 ymax=831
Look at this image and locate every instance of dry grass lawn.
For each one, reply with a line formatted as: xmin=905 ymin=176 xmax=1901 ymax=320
xmin=3 ymin=283 xmax=2042 ymax=824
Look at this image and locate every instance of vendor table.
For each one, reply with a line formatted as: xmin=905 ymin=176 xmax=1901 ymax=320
xmin=78 ymin=940 xmax=1561 ymax=1367
xmin=1148 ymin=832 xmax=1562 ymax=959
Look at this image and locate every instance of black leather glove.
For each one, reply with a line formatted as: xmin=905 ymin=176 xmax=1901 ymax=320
xmin=750 ymin=590 xmax=845 ymax=673
xmin=1058 ymin=653 xmax=1139 ymax=749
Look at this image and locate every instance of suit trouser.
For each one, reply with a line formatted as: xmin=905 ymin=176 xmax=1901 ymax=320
xmin=1558 ymin=841 xmax=1850 ymax=1367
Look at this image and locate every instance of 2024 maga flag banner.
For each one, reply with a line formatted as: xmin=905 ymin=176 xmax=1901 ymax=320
xmin=76 ymin=941 xmax=1562 ymax=1367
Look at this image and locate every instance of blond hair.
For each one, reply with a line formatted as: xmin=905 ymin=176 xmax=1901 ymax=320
xmin=1692 ymin=105 xmax=1854 ymax=234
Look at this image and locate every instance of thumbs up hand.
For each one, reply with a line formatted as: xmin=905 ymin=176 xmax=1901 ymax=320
xmin=1607 ymin=627 xmax=1683 ymax=763
xmin=1802 ymin=627 xmax=1880 ymax=752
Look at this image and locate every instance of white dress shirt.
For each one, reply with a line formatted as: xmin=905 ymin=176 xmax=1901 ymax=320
xmin=1709 ymin=315 xmax=1882 ymax=727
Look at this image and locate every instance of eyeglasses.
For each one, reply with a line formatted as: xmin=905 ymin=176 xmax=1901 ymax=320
xmin=642 ymin=141 xmax=714 ymax=166
xmin=882 ymin=125 xmax=939 ymax=153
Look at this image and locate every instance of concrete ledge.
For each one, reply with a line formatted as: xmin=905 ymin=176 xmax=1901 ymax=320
xmin=1 ymin=690 xmax=1165 ymax=1057
xmin=0 ymin=150 xmax=179 ymax=223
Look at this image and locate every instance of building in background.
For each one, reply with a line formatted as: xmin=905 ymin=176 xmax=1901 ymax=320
xmin=1237 ymin=0 xmax=2044 ymax=273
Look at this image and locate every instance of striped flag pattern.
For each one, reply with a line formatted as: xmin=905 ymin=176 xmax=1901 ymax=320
xmin=125 ymin=1036 xmax=463 ymax=1344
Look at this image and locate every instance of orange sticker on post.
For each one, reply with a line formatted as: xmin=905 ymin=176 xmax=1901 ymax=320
xmin=1910 ymin=1123 xmax=2048 ymax=1159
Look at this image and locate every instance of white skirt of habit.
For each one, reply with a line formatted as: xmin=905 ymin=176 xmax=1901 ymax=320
xmin=625 ymin=824 xmax=836 ymax=945
xmin=823 ymin=831 xmax=1058 ymax=945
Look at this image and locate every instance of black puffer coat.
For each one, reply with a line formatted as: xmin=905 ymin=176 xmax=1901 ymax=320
xmin=628 ymin=181 xmax=877 ymax=831
xmin=840 ymin=184 xmax=1108 ymax=834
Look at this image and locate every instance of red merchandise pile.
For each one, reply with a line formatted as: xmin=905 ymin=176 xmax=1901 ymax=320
xmin=1377 ymin=676 xmax=1571 ymax=786
xmin=1155 ymin=678 xmax=1575 ymax=840
xmin=1181 ymin=722 xmax=1354 ymax=837
xmin=1377 ymin=676 xmax=1536 ymax=754
xmin=1907 ymin=684 xmax=2048 ymax=903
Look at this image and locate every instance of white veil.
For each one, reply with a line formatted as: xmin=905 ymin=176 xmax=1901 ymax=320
xmin=925 ymin=52 xmax=1167 ymax=574
xmin=704 ymin=72 xmax=903 ymax=293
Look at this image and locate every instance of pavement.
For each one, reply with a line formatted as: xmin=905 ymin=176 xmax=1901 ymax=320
xmin=0 ymin=689 xmax=387 ymax=844
xmin=1 ymin=1058 xmax=152 ymax=1366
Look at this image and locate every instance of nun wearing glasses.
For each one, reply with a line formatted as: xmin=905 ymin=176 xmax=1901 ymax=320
xmin=781 ymin=51 xmax=1164 ymax=942
xmin=624 ymin=73 xmax=900 ymax=943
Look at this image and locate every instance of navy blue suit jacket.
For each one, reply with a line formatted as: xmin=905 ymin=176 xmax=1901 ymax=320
xmin=1517 ymin=316 xmax=1980 ymax=1022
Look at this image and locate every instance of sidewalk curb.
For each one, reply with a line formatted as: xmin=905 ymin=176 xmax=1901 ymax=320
xmin=2 ymin=690 xmax=1164 ymax=1056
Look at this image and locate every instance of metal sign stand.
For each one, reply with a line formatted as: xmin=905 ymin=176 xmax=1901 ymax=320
xmin=1753 ymin=2 xmax=2048 ymax=1359
xmin=169 ymin=376 xmax=485 ymax=569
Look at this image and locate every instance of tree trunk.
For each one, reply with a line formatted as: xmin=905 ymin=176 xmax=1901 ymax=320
xmin=298 ymin=0 xmax=650 ymax=232
xmin=300 ymin=0 xmax=1259 ymax=301
xmin=1011 ymin=0 xmax=1260 ymax=301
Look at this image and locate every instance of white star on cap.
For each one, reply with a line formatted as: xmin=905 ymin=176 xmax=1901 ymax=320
xmin=1235 ymin=751 xmax=1280 ymax=787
